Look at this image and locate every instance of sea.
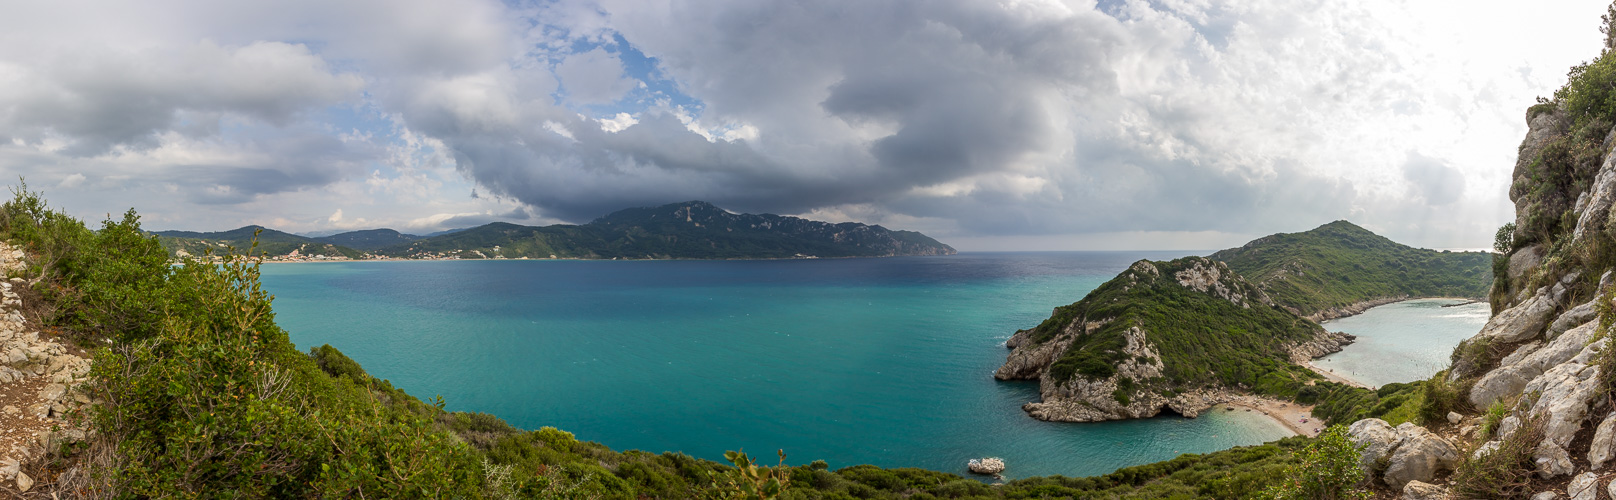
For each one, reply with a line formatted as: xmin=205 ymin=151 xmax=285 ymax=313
xmin=1312 ymin=298 xmax=1492 ymax=389
xmin=256 ymin=252 xmax=1478 ymax=479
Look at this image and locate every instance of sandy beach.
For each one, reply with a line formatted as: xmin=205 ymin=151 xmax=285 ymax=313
xmin=1220 ymin=398 xmax=1325 ymax=438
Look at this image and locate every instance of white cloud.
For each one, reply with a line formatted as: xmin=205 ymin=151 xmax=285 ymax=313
xmin=555 ymin=47 xmax=636 ymax=105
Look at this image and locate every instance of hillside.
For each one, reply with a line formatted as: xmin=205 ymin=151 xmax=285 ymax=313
xmin=152 ymin=201 xmax=955 ymax=261
xmin=0 ymin=188 xmax=1338 ymax=500
xmin=376 ymin=201 xmax=956 ymax=259
xmin=314 ymin=229 xmax=421 ymax=250
xmin=1209 ymin=220 xmax=1491 ymax=320
xmin=153 ymin=225 xmax=364 ymax=260
xmin=997 ymin=221 xmax=1488 ymax=426
xmin=995 ymin=257 xmax=1339 ymax=422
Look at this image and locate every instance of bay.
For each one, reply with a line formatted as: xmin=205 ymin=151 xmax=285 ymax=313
xmin=1313 ymin=298 xmax=1491 ymax=388
xmin=260 ymin=252 xmax=1294 ymax=479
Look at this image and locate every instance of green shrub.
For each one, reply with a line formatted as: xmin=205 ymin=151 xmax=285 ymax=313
xmin=1451 ymin=414 xmax=1544 ymax=499
xmin=1258 ymin=425 xmax=1368 ymax=500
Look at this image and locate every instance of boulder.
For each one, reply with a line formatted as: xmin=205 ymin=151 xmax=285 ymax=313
xmin=1348 ymin=419 xmax=1404 ymax=471
xmin=1547 ymin=300 xmax=1598 ymax=339
xmin=1401 ymin=480 xmax=1448 ymax=500
xmin=1479 ymin=287 xmax=1560 ymax=343
xmin=1447 ymin=411 xmax=1462 ymax=424
xmin=1536 ymin=439 xmax=1575 ymax=479
xmin=1383 ymin=423 xmax=1460 ymax=490
xmin=1471 ymin=322 xmax=1600 ymax=409
xmin=1525 ymin=362 xmax=1603 ymax=448
xmin=967 ymin=457 xmax=1005 ymax=475
xmin=1507 ymin=245 xmax=1545 ymax=292
xmin=1570 ymin=472 xmax=1600 ymax=500
xmin=1590 ymin=412 xmax=1616 ymax=470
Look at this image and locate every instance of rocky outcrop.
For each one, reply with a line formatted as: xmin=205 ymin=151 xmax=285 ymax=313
xmin=994 ymin=326 xmax=1078 ymax=381
xmin=967 ymin=457 xmax=1004 ymax=475
xmin=1347 ymin=419 xmax=1460 ymax=490
xmin=1285 ymin=330 xmax=1356 ymax=363
xmin=1469 ymin=321 xmax=1600 ymax=409
xmin=0 ymin=243 xmax=93 ymax=490
xmin=1173 ymin=259 xmax=1272 ymax=308
xmin=1305 ymin=296 xmax=1409 ymax=323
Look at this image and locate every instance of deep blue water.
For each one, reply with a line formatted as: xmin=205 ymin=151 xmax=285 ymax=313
xmin=259 ymin=252 xmax=1293 ymax=479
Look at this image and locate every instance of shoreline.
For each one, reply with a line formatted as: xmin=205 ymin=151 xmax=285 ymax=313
xmin=1306 ymin=296 xmax=1488 ymax=389
xmin=1221 ymin=397 xmax=1321 ymax=438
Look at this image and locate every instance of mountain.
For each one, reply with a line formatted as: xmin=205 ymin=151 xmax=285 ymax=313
xmin=375 ymin=201 xmax=956 ymax=259
xmin=1209 ymin=220 xmax=1492 ymax=320
xmin=996 ymin=221 xmax=1491 ymax=424
xmin=152 ymin=225 xmax=363 ymax=259
xmin=314 ymin=229 xmax=421 ymax=251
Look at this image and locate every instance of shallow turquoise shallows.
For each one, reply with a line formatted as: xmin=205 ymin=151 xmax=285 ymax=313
xmin=1313 ymin=299 xmax=1490 ymax=388
xmin=259 ymin=252 xmax=1300 ymax=479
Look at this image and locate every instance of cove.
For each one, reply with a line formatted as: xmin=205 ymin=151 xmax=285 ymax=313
xmin=1313 ymin=298 xmax=1491 ymax=388
xmin=259 ymin=252 xmax=1298 ymax=479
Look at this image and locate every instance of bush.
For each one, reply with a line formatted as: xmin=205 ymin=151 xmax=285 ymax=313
xmin=1259 ymin=425 xmax=1369 ymax=500
xmin=1451 ymin=414 xmax=1544 ymax=499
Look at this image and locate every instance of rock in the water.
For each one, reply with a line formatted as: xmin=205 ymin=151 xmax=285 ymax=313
xmin=15 ymin=470 xmax=30 ymax=492
xmin=967 ymin=457 xmax=1005 ymax=475
xmin=1589 ymin=412 xmax=1616 ymax=470
xmin=1401 ymin=480 xmax=1448 ymax=500
xmin=1536 ymin=439 xmax=1575 ymax=479
xmin=1383 ymin=423 xmax=1459 ymax=490
xmin=1570 ymin=471 xmax=1600 ymax=500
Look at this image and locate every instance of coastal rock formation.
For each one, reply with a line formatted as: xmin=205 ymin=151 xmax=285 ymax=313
xmin=998 ymin=256 xmax=1335 ymax=422
xmin=967 ymin=457 xmax=1005 ymax=475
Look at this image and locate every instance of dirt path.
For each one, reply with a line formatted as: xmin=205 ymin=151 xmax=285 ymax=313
xmin=0 ymin=243 xmax=92 ymax=494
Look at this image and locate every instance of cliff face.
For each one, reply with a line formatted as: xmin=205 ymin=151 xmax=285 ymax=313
xmin=995 ymin=257 xmax=1340 ymax=422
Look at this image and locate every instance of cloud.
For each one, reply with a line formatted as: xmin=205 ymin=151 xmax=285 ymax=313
xmin=0 ymin=0 xmax=1608 ymax=249
xmin=556 ymin=47 xmax=636 ymax=105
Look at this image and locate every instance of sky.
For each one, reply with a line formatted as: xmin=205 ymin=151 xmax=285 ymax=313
xmin=0 ymin=0 xmax=1608 ymax=251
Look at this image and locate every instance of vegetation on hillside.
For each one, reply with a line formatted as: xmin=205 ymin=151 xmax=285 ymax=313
xmin=151 ymin=201 xmax=955 ymax=261
xmin=154 ymin=226 xmax=364 ymax=260
xmin=1032 ymin=258 xmax=1322 ymax=399
xmin=1209 ymin=221 xmax=1491 ymax=318
xmin=0 ymin=185 xmax=1353 ymax=498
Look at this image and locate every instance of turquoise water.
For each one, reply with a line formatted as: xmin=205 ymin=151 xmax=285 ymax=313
xmin=258 ymin=252 xmax=1293 ymax=479
xmin=1313 ymin=299 xmax=1491 ymax=388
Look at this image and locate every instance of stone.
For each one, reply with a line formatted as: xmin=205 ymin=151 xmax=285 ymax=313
xmin=1478 ymin=288 xmax=1560 ymax=343
xmin=1383 ymin=423 xmax=1459 ymax=490
xmin=37 ymin=383 xmax=64 ymax=402
xmin=1507 ymin=245 xmax=1545 ymax=292
xmin=1447 ymin=411 xmax=1462 ymax=424
xmin=15 ymin=470 xmax=31 ymax=492
xmin=1459 ymin=424 xmax=1476 ymax=437
xmin=1401 ymin=480 xmax=1448 ymax=500
xmin=1 ymin=405 xmax=15 ymax=415
xmin=1536 ymin=439 xmax=1575 ymax=478
xmin=967 ymin=457 xmax=1005 ymax=475
xmin=1590 ymin=412 xmax=1616 ymax=469
xmin=1532 ymin=491 xmax=1562 ymax=500
xmin=0 ymin=459 xmax=15 ymax=478
xmin=1472 ymin=322 xmax=1600 ymax=409
xmin=1548 ymin=300 xmax=1599 ymax=339
xmin=1525 ymin=362 xmax=1603 ymax=448
xmin=1348 ymin=418 xmax=1404 ymax=472
xmin=1569 ymin=472 xmax=1600 ymax=500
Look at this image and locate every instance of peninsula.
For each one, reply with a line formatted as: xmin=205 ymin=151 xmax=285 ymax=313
xmin=996 ymin=221 xmax=1491 ymax=424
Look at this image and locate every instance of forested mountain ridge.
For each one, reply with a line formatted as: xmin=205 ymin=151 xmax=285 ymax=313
xmin=1209 ymin=220 xmax=1491 ymax=320
xmin=151 ymin=201 xmax=955 ymax=260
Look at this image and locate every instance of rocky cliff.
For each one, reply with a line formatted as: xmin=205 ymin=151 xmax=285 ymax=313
xmin=996 ymin=257 xmax=1343 ymax=422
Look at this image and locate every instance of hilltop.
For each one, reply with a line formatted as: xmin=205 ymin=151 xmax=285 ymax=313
xmin=997 ymin=221 xmax=1491 ymax=424
xmin=150 ymin=201 xmax=955 ymax=261
xmin=1210 ymin=220 xmax=1491 ymax=320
